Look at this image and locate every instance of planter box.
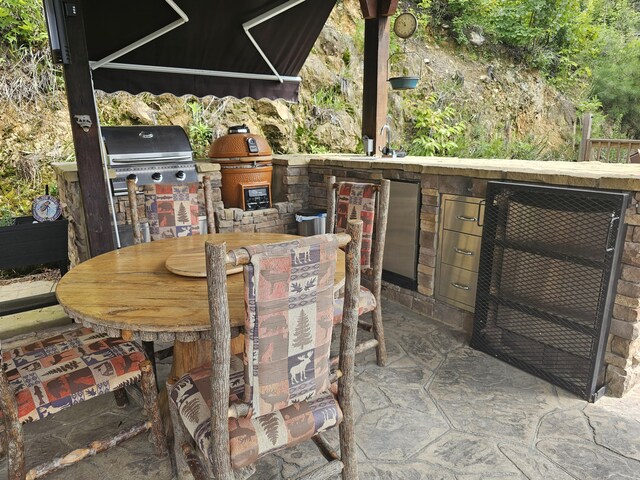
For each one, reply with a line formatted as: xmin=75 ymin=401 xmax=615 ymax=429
xmin=0 ymin=216 xmax=69 ymax=273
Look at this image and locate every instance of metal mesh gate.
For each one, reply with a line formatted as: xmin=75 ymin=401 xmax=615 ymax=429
xmin=471 ymin=182 xmax=629 ymax=401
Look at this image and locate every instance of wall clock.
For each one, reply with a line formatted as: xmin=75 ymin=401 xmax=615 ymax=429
xmin=394 ymin=12 xmax=418 ymax=39
xmin=32 ymin=194 xmax=62 ymax=222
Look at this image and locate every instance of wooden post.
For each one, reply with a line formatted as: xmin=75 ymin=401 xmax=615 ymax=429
xmin=361 ymin=0 xmax=397 ymax=155
xmin=326 ymin=176 xmax=337 ymax=234
xmin=61 ymin=1 xmax=115 ymax=256
xmin=578 ymin=112 xmax=593 ymax=162
xmin=362 ymin=15 xmax=391 ymax=155
xmin=339 ymin=219 xmax=362 ymax=480
xmin=205 ymin=241 xmax=234 ymax=479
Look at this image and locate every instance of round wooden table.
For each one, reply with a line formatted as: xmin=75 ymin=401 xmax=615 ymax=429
xmin=56 ymin=233 xmax=345 ymax=378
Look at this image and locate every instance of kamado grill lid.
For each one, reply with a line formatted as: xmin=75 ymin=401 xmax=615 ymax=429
xmin=208 ymin=124 xmax=272 ymax=163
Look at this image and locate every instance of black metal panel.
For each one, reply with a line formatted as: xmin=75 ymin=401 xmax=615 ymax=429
xmin=471 ymin=182 xmax=629 ymax=401
xmin=0 ymin=216 xmax=69 ymax=273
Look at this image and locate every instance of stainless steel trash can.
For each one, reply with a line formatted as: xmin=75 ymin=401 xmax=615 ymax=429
xmin=296 ymin=209 xmax=327 ymax=236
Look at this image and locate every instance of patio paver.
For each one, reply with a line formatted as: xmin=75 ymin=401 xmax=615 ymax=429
xmin=1 ymin=300 xmax=639 ymax=479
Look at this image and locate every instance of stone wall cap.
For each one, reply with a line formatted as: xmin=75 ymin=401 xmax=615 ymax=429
xmin=308 ymin=156 xmax=640 ymax=191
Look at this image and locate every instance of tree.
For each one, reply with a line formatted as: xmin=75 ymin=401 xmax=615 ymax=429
xmin=177 ymin=202 xmax=189 ymax=223
xmin=293 ymin=309 xmax=312 ymax=350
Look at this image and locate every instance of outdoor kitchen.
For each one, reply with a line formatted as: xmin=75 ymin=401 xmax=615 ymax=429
xmin=3 ymin=0 xmax=640 ymax=479
xmin=54 ymin=154 xmax=640 ymax=401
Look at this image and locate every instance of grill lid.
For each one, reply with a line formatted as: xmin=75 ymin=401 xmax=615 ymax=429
xmin=208 ymin=124 xmax=272 ymax=162
xmin=102 ymin=126 xmax=193 ymax=164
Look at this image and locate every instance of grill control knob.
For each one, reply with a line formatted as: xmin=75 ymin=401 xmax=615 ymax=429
xmin=151 ymin=172 xmax=163 ymax=182
xmin=175 ymin=171 xmax=186 ymax=181
xmin=126 ymin=174 xmax=138 ymax=184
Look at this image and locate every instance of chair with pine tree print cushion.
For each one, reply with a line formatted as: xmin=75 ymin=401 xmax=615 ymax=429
xmin=125 ymin=176 xmax=217 ymax=245
xmin=326 ymin=176 xmax=390 ymax=366
xmin=125 ymin=177 xmax=217 ymax=375
xmin=0 ymin=328 xmax=167 ymax=480
xmin=168 ymin=220 xmax=363 ymax=479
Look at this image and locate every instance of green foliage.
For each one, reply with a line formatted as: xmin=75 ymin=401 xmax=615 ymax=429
xmin=591 ymin=36 xmax=640 ymax=138
xmin=407 ymin=93 xmax=466 ymax=156
xmin=0 ymin=0 xmax=48 ymax=50
xmin=295 ymin=126 xmax=330 ymax=154
xmin=417 ymin=0 xmax=640 ymax=135
xmin=186 ymin=101 xmax=213 ymax=158
xmin=312 ymin=84 xmax=354 ymax=115
xmin=0 ymin=206 xmax=15 ymax=227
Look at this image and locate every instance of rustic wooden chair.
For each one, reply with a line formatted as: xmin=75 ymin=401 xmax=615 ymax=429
xmin=0 ymin=327 xmax=167 ymax=480
xmin=126 ymin=175 xmax=217 ymax=245
xmin=327 ymin=176 xmax=390 ymax=366
xmin=126 ymin=176 xmax=216 ymax=374
xmin=168 ymin=220 xmax=363 ymax=479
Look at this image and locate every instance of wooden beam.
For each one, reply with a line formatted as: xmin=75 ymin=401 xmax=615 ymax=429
xmin=362 ymin=16 xmax=390 ymax=155
xmin=359 ymin=0 xmax=377 ymax=19
xmin=360 ymin=1 xmax=399 ymax=20
xmin=61 ymin=2 xmax=115 ymax=257
xmin=379 ymin=0 xmax=399 ymax=16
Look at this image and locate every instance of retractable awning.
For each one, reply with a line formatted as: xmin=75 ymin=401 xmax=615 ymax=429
xmin=81 ymin=0 xmax=336 ymax=101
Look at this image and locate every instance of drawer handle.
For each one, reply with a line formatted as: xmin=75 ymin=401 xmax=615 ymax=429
xmin=456 ymin=215 xmax=478 ymax=222
xmin=451 ymin=282 xmax=470 ymax=291
xmin=454 ymin=247 xmax=474 ymax=256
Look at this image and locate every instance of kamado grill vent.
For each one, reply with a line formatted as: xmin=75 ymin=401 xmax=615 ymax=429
xmin=208 ymin=124 xmax=273 ymax=211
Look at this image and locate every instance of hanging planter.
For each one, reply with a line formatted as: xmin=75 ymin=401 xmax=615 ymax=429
xmin=388 ymin=51 xmax=421 ymax=91
xmin=389 ymin=76 xmax=419 ymax=90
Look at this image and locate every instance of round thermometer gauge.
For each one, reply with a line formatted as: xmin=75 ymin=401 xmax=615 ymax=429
xmin=394 ymin=12 xmax=418 ymax=39
xmin=32 ymin=195 xmax=62 ymax=222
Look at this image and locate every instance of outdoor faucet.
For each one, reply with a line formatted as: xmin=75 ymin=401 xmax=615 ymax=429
xmin=380 ymin=124 xmax=394 ymax=157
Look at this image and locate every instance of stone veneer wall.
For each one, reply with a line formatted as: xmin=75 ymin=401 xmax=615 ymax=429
xmin=309 ymin=160 xmax=640 ymax=397
xmin=53 ymin=163 xmax=90 ymax=266
xmin=607 ymin=196 xmax=640 ymax=395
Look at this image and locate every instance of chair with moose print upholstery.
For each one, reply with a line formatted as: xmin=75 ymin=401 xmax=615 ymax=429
xmin=168 ymin=221 xmax=363 ymax=479
xmin=0 ymin=327 xmax=167 ymax=480
xmin=327 ymin=176 xmax=390 ymax=366
xmin=126 ymin=177 xmax=217 ymax=375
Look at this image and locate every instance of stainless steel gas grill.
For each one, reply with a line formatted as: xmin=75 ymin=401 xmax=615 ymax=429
xmin=101 ymin=125 xmax=197 ymax=195
xmin=101 ymin=125 xmax=199 ymax=248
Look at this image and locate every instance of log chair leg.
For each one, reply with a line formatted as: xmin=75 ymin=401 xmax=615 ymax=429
xmin=140 ymin=360 xmax=168 ymax=458
xmin=142 ymin=340 xmax=159 ymax=391
xmin=371 ymin=302 xmax=387 ymax=367
xmin=0 ymin=369 xmax=25 ymax=480
xmin=167 ymin=377 xmax=195 ymax=480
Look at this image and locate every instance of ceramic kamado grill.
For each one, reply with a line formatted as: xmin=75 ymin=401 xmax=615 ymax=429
xmin=208 ymin=124 xmax=273 ymax=211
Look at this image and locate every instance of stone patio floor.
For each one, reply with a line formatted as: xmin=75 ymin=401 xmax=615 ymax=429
xmin=1 ymin=299 xmax=639 ymax=479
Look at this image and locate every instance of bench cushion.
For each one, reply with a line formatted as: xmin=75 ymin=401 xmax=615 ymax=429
xmin=2 ymin=327 xmax=146 ymax=423
xmin=169 ymin=356 xmax=343 ymax=469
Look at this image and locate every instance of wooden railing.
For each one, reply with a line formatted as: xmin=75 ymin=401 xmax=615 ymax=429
xmin=578 ymin=113 xmax=640 ymax=163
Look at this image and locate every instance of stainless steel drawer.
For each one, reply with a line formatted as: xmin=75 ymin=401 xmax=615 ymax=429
xmin=440 ymin=230 xmax=481 ymax=272
xmin=442 ymin=198 xmax=484 ymax=236
xmin=437 ymin=264 xmax=478 ymax=311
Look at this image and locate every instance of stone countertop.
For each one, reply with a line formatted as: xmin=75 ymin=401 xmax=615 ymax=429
xmin=282 ymin=155 xmax=640 ymax=191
